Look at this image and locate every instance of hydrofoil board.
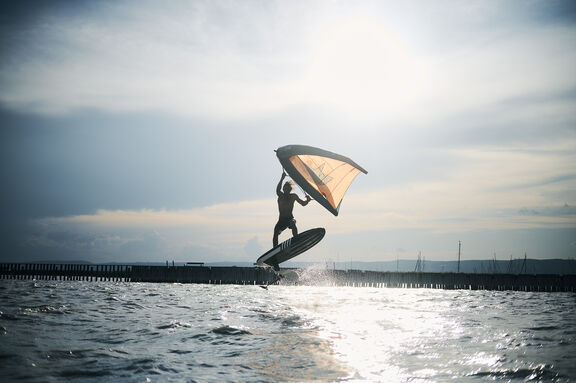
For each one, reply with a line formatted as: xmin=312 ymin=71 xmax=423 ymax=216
xmin=256 ymin=228 xmax=325 ymax=270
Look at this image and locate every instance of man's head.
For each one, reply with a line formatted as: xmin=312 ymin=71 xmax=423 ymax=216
xmin=283 ymin=181 xmax=293 ymax=193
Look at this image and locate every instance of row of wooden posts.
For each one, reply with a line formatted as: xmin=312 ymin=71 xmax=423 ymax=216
xmin=0 ymin=264 xmax=132 ymax=282
xmin=0 ymin=263 xmax=575 ymax=292
xmin=285 ymin=269 xmax=576 ymax=292
xmin=0 ymin=264 xmax=279 ymax=285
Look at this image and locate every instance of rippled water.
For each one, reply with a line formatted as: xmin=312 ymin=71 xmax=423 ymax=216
xmin=1 ymin=276 xmax=575 ymax=382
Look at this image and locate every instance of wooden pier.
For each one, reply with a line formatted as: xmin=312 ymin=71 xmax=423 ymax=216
xmin=0 ymin=263 xmax=575 ymax=292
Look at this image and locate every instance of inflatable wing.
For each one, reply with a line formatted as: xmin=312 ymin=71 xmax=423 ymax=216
xmin=276 ymin=145 xmax=367 ymax=216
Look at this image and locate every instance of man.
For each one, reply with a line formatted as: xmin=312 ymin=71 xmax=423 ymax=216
xmin=273 ymin=172 xmax=311 ymax=247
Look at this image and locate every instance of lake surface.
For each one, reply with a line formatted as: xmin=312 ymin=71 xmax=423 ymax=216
xmin=1 ymin=275 xmax=575 ymax=382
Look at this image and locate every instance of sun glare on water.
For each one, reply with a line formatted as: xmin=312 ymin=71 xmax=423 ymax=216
xmin=277 ymin=285 xmax=454 ymax=381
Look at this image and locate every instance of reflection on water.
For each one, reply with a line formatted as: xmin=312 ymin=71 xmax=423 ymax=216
xmin=248 ymin=327 xmax=348 ymax=381
xmin=274 ymin=283 xmax=576 ymax=382
xmin=0 ymin=278 xmax=574 ymax=382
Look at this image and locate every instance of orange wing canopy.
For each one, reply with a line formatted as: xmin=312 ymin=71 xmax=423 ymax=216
xmin=276 ymin=145 xmax=368 ymax=216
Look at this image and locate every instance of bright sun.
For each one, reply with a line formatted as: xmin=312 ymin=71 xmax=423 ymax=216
xmin=299 ymin=14 xmax=432 ymax=117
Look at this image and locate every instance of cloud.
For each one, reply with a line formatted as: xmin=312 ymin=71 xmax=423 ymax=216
xmin=0 ymin=1 xmax=313 ymax=119
xmin=2 ymin=1 xmax=575 ymax=263
xmin=517 ymin=204 xmax=576 ymax=218
xmin=22 ymin=226 xmax=166 ymax=262
xmin=27 ymin=141 xmax=574 ymax=262
xmin=29 ymin=199 xmax=277 ymax=262
xmin=243 ymin=236 xmax=263 ymax=259
xmin=43 ymin=200 xmax=271 ymax=229
xmin=311 ymin=145 xmax=576 ymax=234
xmin=1 ymin=1 xmax=575 ymax=126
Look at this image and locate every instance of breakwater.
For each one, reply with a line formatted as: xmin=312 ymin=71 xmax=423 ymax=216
xmin=0 ymin=264 xmax=279 ymax=285
xmin=284 ymin=269 xmax=576 ymax=292
xmin=1 ymin=263 xmax=575 ymax=291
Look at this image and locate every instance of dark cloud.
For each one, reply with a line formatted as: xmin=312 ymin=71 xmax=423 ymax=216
xmin=0 ymin=108 xmax=263 ymax=218
xmin=13 ymin=225 xmax=168 ymax=263
xmin=0 ymin=0 xmax=100 ymax=58
xmin=522 ymin=1 xmax=576 ymax=25
xmin=0 ymin=106 xmax=289 ymax=261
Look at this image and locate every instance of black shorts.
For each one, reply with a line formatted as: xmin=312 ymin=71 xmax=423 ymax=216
xmin=274 ymin=216 xmax=296 ymax=233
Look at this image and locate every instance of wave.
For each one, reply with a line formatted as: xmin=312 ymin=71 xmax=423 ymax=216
xmin=211 ymin=325 xmax=252 ymax=336
xmin=525 ymin=325 xmax=561 ymax=331
xmin=156 ymin=320 xmax=192 ymax=330
xmin=20 ymin=305 xmax=65 ymax=314
xmin=469 ymin=364 xmax=562 ymax=381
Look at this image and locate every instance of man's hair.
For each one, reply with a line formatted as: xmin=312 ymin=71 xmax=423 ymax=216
xmin=283 ymin=181 xmax=293 ymax=191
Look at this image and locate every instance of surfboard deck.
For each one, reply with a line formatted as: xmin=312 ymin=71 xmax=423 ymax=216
xmin=256 ymin=228 xmax=325 ymax=270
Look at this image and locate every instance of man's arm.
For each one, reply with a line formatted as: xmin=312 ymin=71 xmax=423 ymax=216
xmin=296 ymin=195 xmax=311 ymax=206
xmin=276 ymin=172 xmax=286 ymax=197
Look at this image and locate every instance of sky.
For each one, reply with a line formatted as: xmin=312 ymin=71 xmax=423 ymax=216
xmin=1 ymin=0 xmax=575 ymax=265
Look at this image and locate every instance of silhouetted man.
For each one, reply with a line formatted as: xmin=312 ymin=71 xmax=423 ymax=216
xmin=273 ymin=172 xmax=311 ymax=247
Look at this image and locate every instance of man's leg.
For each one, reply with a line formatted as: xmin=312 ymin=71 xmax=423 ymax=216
xmin=290 ymin=220 xmax=298 ymax=237
xmin=273 ymin=221 xmax=283 ymax=247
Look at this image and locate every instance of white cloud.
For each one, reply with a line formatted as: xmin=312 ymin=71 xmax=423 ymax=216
xmin=2 ymin=1 xmax=575 ymax=125
xmin=428 ymin=27 xmax=576 ymax=120
xmin=0 ymin=1 xmax=311 ymax=119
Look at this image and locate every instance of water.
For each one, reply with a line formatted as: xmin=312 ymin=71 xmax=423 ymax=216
xmin=1 ymin=276 xmax=575 ymax=382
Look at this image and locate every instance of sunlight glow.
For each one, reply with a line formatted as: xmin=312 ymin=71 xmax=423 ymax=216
xmin=298 ymin=14 xmax=433 ymax=118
